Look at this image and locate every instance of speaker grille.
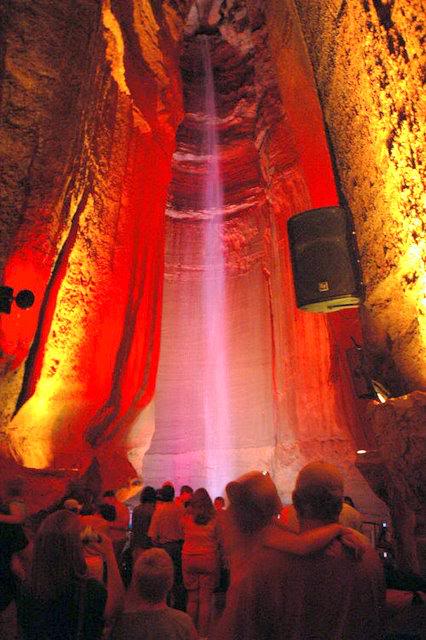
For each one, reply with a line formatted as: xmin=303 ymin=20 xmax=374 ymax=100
xmin=287 ymin=207 xmax=364 ymax=312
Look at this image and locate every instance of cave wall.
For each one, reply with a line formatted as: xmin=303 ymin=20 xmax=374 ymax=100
xmin=141 ymin=1 xmax=386 ymax=513
xmin=286 ymin=0 xmax=425 ymax=565
xmin=0 ymin=0 xmax=423 ymax=533
xmin=0 ymin=0 xmax=188 ymax=486
xmin=291 ymin=0 xmax=425 ymax=394
xmin=253 ymin=0 xmax=371 ymax=504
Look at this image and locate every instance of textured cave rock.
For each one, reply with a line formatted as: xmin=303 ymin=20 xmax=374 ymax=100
xmin=142 ymin=1 xmax=385 ymax=513
xmin=292 ymin=0 xmax=425 ymax=392
xmin=365 ymin=392 xmax=426 ymax=513
xmin=0 ymin=0 xmax=186 ymax=480
xmin=0 ymin=0 xmax=423 ymax=544
xmin=356 ymin=389 xmax=426 ymax=573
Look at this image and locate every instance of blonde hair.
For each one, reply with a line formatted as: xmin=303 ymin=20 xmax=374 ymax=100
xmin=131 ymin=548 xmax=173 ymax=603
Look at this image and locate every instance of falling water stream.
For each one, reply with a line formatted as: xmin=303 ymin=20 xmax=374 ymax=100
xmin=201 ymin=36 xmax=233 ymax=496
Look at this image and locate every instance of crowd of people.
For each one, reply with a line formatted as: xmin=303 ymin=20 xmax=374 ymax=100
xmin=0 ymin=462 xmax=424 ymax=639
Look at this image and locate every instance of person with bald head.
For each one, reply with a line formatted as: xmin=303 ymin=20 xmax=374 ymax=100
xmin=281 ymin=462 xmax=364 ymax=533
xmin=213 ymin=463 xmax=385 ymax=640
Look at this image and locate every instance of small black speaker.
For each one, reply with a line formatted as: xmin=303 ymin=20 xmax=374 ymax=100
xmin=287 ymin=206 xmax=364 ymax=312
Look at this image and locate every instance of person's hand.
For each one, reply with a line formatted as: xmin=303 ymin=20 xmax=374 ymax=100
xmin=339 ymin=528 xmax=370 ymax=560
xmin=84 ymin=531 xmax=115 ymax=559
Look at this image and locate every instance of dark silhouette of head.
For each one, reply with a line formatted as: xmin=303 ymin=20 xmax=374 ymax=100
xmin=190 ymin=488 xmax=215 ymax=525
xmin=160 ymin=484 xmax=175 ymax=502
xmin=140 ymin=485 xmax=157 ymax=504
xmin=293 ymin=462 xmax=344 ymax=524
xmin=214 ymin=496 xmax=225 ymax=511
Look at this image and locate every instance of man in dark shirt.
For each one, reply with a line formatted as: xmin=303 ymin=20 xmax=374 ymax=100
xmin=148 ymin=485 xmax=185 ymax=610
xmin=17 ymin=578 xmax=106 ymax=640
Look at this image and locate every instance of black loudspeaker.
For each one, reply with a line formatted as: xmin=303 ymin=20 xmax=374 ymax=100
xmin=287 ymin=206 xmax=364 ymax=312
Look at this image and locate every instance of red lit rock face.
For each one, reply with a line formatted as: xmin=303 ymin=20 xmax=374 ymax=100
xmin=0 ymin=1 xmax=422 ymax=548
xmin=142 ymin=3 xmax=384 ymax=512
xmin=0 ymin=0 xmax=185 ymax=479
xmin=0 ymin=0 xmax=383 ymax=516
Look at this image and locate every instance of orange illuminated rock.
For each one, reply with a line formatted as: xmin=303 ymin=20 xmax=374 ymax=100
xmin=0 ymin=0 xmax=423 ymax=551
xmin=0 ymin=0 xmax=185 ymax=477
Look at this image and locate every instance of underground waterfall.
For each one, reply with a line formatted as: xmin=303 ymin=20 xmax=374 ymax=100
xmin=200 ymin=36 xmax=234 ymax=496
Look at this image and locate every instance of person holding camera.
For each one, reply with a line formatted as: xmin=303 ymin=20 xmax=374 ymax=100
xmin=17 ymin=509 xmax=124 ymax=640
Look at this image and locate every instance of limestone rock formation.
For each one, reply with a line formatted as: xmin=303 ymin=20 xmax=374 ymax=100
xmin=291 ymin=0 xmax=425 ymax=569
xmin=0 ymin=0 xmax=186 ymax=479
xmin=293 ymin=0 xmax=425 ymax=391
xmin=0 ymin=2 xmax=424 ymax=566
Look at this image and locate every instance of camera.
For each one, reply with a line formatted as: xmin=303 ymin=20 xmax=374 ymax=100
xmin=80 ymin=525 xmax=102 ymax=545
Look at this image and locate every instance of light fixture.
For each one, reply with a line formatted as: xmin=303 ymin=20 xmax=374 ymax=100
xmin=370 ymin=379 xmax=391 ymax=403
xmin=0 ymin=285 xmax=35 ymax=314
xmin=356 ymin=449 xmax=380 ymax=457
xmin=346 ymin=339 xmax=392 ymax=402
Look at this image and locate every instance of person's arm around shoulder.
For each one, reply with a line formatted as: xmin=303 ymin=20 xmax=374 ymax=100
xmin=264 ymin=520 xmax=344 ymax=555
